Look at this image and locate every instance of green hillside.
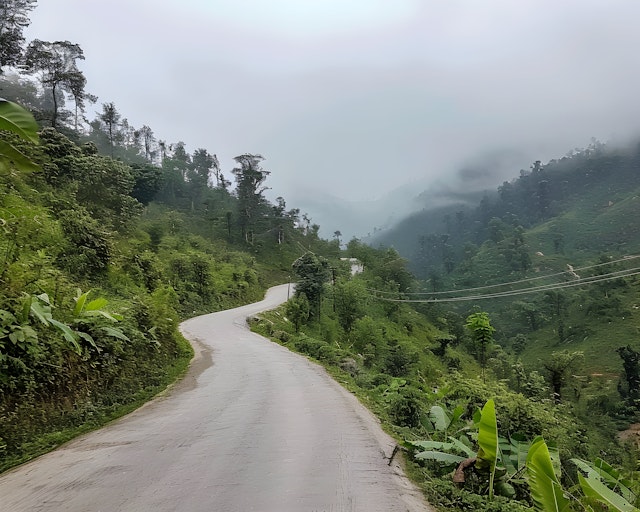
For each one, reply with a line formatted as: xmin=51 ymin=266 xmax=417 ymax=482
xmin=0 ymin=2 xmax=343 ymax=473
xmin=374 ymin=141 xmax=640 ymax=400
xmin=242 ymin=143 xmax=640 ymax=510
xmin=0 ymin=97 xmax=341 ymax=471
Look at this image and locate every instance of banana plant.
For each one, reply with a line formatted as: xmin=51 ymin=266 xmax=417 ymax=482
xmin=527 ymin=439 xmax=639 ymax=512
xmin=526 ymin=436 xmax=572 ymax=512
xmin=571 ymin=458 xmax=639 ymax=511
xmin=423 ymin=403 xmax=466 ymax=440
xmin=27 ymin=292 xmax=82 ymax=353
xmin=579 ymin=475 xmax=638 ymax=512
xmin=0 ymin=99 xmax=39 ymax=174
xmin=408 ymin=436 xmax=475 ymax=466
xmin=26 ymin=291 xmax=129 ymax=354
xmin=405 ymin=403 xmax=474 ymax=465
xmin=69 ymin=290 xmax=129 ymax=349
xmin=407 ymin=399 xmax=519 ymax=498
xmin=476 ymin=399 xmax=500 ymax=500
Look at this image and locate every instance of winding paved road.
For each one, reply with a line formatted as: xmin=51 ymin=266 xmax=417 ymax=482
xmin=0 ymin=284 xmax=431 ymax=511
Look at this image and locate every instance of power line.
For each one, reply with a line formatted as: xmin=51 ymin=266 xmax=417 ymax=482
xmin=371 ymin=267 xmax=640 ymax=303
xmin=367 ymin=254 xmax=640 ymax=297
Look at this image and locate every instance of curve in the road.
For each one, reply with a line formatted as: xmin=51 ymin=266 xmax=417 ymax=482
xmin=0 ymin=284 xmax=432 ymax=512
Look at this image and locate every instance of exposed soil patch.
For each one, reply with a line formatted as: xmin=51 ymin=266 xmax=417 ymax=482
xmin=618 ymin=422 xmax=640 ymax=447
xmin=172 ymin=335 xmax=213 ymax=394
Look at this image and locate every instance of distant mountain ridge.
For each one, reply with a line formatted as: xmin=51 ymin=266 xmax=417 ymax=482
xmin=373 ymin=140 xmax=640 ymax=279
xmin=297 ymin=148 xmax=532 ymax=242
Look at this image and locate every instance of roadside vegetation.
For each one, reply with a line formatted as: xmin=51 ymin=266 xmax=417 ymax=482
xmin=252 ymin=239 xmax=640 ymax=510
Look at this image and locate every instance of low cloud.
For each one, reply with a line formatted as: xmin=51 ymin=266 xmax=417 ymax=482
xmin=24 ymin=1 xmax=640 ymax=236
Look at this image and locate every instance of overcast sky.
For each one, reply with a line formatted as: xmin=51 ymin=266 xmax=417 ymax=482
xmin=24 ymin=0 xmax=640 ymax=234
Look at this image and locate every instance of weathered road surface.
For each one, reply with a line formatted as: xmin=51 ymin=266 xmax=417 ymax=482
xmin=0 ymin=284 xmax=431 ymax=512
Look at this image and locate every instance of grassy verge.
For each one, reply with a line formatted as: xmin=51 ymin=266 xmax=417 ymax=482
xmin=248 ymin=305 xmax=617 ymax=512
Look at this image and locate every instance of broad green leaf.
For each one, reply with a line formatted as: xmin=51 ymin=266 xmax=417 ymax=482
xmin=477 ymin=399 xmax=499 ymax=500
xmin=504 ymin=438 xmax=531 ymax=476
xmin=48 ymin=318 xmax=81 ymax=354
xmin=548 ymin=442 xmax=562 ymax=481
xmin=448 ymin=436 xmax=476 ymax=458
xmin=407 ymin=440 xmax=454 ymax=451
xmin=473 ymin=407 xmax=482 ymax=425
xmin=36 ymin=293 xmax=51 ymax=305
xmin=0 ymin=122 xmax=40 ymax=173
xmin=579 ymin=473 xmax=639 ymax=512
xmin=450 ymin=404 xmax=465 ymax=425
xmin=513 ymin=439 xmax=531 ymax=469
xmin=594 ymin=458 xmax=636 ymax=488
xmin=572 ymin=458 xmax=637 ymax=503
xmin=477 ymin=399 xmax=499 ymax=469
xmin=428 ymin=405 xmax=451 ymax=432
xmin=77 ymin=331 xmax=98 ymax=349
xmin=85 ymin=298 xmax=108 ymax=311
xmin=415 ymin=450 xmax=466 ymax=465
xmin=82 ymin=310 xmax=119 ymax=322
xmin=0 ymin=139 xmax=39 ymax=174
xmin=526 ymin=437 xmax=571 ymax=512
xmin=29 ymin=299 xmax=52 ymax=326
xmin=73 ymin=290 xmax=90 ymax=317
xmin=101 ymin=326 xmax=130 ymax=342
xmin=0 ymin=99 xmax=39 ymax=143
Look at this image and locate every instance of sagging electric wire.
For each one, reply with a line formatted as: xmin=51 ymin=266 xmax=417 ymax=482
xmin=370 ymin=267 xmax=640 ymax=303
xmin=367 ymin=254 xmax=640 ymax=297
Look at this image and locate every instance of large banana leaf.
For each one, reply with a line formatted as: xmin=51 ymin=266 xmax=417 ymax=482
xmin=477 ymin=399 xmax=498 ymax=468
xmin=48 ymin=318 xmax=81 ymax=354
xmin=415 ymin=450 xmax=466 ymax=465
xmin=101 ymin=326 xmax=130 ymax=342
xmin=477 ymin=399 xmax=499 ymax=500
xmin=409 ymin=440 xmax=455 ymax=451
xmin=428 ymin=405 xmax=451 ymax=431
xmin=572 ymin=458 xmax=637 ymax=504
xmin=579 ymin=473 xmax=639 ymax=512
xmin=526 ymin=437 xmax=572 ymax=512
xmin=450 ymin=404 xmax=465 ymax=425
xmin=0 ymin=99 xmax=39 ymax=174
xmin=0 ymin=139 xmax=39 ymax=173
xmin=0 ymin=99 xmax=39 ymax=143
xmin=73 ymin=290 xmax=90 ymax=317
xmin=448 ymin=435 xmax=476 ymax=458
xmin=502 ymin=436 xmax=531 ymax=476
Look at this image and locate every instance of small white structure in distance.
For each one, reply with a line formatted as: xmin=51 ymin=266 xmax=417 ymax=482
xmin=341 ymin=257 xmax=364 ymax=275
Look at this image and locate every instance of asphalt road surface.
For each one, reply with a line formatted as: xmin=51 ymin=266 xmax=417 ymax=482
xmin=0 ymin=284 xmax=431 ymax=511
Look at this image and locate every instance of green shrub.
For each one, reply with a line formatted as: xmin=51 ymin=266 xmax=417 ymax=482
xmin=388 ymin=386 xmax=423 ymax=427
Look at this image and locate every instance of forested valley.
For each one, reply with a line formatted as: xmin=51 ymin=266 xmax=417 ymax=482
xmin=2 ymin=2 xmax=640 ymax=511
